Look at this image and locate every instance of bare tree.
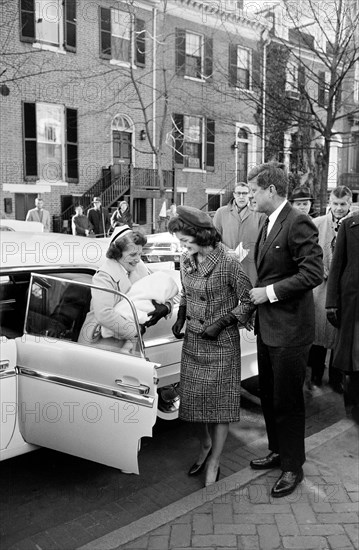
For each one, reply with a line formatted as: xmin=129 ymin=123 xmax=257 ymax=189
xmin=249 ymin=0 xmax=359 ymax=212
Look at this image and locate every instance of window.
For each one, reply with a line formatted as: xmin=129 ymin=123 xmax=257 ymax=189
xmin=100 ymin=7 xmax=145 ymax=67
xmin=285 ymin=60 xmax=299 ymax=97
xmin=175 ymin=29 xmax=213 ymax=80
xmin=173 ymin=115 xmax=215 ymax=170
xmin=354 ymin=63 xmax=359 ymax=103
xmin=23 ymin=102 xmax=78 ymax=182
xmin=207 ymin=194 xmax=221 ymax=212
xmin=20 ymin=0 xmax=76 ymax=51
xmin=229 ymin=45 xmax=252 ymax=89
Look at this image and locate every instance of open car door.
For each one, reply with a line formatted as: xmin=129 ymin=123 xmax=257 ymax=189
xmin=16 ymin=274 xmax=158 ymax=473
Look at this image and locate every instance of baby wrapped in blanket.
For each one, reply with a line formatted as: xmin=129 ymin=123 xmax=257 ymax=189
xmin=101 ymin=270 xmax=181 ymax=351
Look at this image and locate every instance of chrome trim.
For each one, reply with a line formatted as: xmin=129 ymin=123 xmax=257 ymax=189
xmin=17 ymin=367 xmax=155 ymax=408
xmin=0 ymin=365 xmax=16 ymax=379
xmin=115 ymin=380 xmax=150 ymax=395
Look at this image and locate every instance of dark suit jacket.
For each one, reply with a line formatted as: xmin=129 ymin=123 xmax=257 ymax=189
xmin=255 ymin=202 xmax=323 ymax=347
xmin=326 ymin=213 xmax=359 ymax=372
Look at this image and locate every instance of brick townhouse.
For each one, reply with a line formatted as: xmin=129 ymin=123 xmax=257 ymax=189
xmin=0 ymin=0 xmax=267 ymax=232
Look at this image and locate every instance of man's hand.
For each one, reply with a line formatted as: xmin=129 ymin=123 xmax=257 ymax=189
xmin=249 ymin=287 xmax=269 ymax=305
xmin=144 ymin=300 xmax=169 ymax=327
xmin=326 ymin=308 xmax=339 ymax=328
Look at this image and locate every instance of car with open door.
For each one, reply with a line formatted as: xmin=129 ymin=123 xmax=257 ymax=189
xmin=0 ymin=232 xmax=257 ymax=473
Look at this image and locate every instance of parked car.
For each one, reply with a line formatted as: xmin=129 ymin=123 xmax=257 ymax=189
xmin=0 ymin=219 xmax=44 ymax=232
xmin=140 ymin=232 xmax=183 ymax=269
xmin=0 ymin=232 xmax=258 ymax=474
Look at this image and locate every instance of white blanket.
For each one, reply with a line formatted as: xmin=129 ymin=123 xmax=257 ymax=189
xmin=101 ymin=270 xmax=181 ymax=338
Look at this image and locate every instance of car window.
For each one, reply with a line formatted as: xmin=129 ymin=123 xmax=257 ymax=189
xmin=25 ymin=274 xmax=145 ymax=358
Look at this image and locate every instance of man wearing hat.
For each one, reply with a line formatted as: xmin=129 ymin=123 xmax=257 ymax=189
xmin=290 ymin=186 xmax=317 ymax=217
xmin=87 ymin=197 xmax=111 ymax=237
xmin=247 ymin=162 xmax=323 ymax=498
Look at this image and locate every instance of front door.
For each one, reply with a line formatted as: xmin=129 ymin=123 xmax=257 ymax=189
xmin=113 ymin=131 xmax=132 ymax=165
xmin=16 ymin=274 xmax=158 ymax=473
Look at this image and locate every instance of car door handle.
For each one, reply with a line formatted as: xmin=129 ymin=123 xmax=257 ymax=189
xmin=115 ymin=380 xmax=150 ymax=395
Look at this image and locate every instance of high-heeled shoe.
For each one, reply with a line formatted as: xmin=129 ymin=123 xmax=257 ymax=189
xmin=204 ymin=466 xmax=220 ymax=487
xmin=188 ymin=448 xmax=212 ymax=476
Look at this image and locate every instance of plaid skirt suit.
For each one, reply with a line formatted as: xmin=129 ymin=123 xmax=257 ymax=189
xmin=179 ymin=243 xmax=254 ymax=423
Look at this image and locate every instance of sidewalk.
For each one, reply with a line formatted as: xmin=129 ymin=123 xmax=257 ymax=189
xmin=79 ymin=418 xmax=358 ymax=550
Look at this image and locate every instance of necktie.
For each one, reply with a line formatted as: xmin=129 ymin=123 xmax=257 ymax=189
xmin=258 ymin=217 xmax=269 ymax=253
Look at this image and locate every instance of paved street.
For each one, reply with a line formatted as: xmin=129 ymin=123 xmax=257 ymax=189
xmin=1 ymin=376 xmax=351 ymax=550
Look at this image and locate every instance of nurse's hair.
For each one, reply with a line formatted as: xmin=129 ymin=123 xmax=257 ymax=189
xmin=107 ymin=231 xmax=147 ymax=260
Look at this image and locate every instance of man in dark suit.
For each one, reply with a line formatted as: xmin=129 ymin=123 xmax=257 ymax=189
xmin=247 ymin=163 xmax=323 ymax=498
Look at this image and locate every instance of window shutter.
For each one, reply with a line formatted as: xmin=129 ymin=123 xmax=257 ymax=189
xmin=135 ymin=19 xmax=146 ymax=67
xmin=204 ymin=36 xmax=213 ymax=79
xmin=173 ymin=114 xmax=184 ymax=164
xmin=335 ymin=78 xmax=342 ymax=108
xmin=318 ymin=71 xmax=325 ymax=106
xmin=23 ymin=102 xmax=37 ymax=178
xmin=66 ymin=108 xmax=78 ymax=181
xmin=206 ymin=119 xmax=215 ymax=168
xmin=20 ymin=0 xmax=35 ymax=42
xmin=228 ymin=44 xmax=238 ymax=87
xmin=175 ymin=29 xmax=186 ymax=75
xmin=251 ymin=48 xmax=261 ymax=91
xmin=100 ymin=7 xmax=111 ymax=58
xmin=298 ymin=64 xmax=305 ymax=94
xmin=64 ymin=0 xmax=76 ymax=52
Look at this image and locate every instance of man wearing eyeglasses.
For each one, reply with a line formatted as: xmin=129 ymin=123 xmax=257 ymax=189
xmin=213 ymin=182 xmax=265 ymax=284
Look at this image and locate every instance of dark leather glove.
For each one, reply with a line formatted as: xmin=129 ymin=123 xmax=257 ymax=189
xmin=172 ymin=305 xmax=186 ymax=339
xmin=201 ymin=313 xmax=237 ymax=340
xmin=326 ymin=308 xmax=339 ymax=328
xmin=145 ymin=300 xmax=169 ymax=327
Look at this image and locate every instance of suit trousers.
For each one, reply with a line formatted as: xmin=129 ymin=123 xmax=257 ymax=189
xmin=257 ymin=333 xmax=310 ymax=471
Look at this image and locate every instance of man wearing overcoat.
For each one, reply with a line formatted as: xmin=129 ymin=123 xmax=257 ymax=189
xmin=247 ymin=162 xmax=323 ymax=498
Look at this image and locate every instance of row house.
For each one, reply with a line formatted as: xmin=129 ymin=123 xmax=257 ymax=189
xmin=254 ymin=0 xmax=359 ymax=204
xmin=0 ymin=0 xmax=267 ymax=232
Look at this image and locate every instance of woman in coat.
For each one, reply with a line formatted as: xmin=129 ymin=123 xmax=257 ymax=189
xmin=78 ymin=225 xmax=169 ymax=351
xmin=110 ymin=201 xmax=133 ymax=231
xmin=169 ymin=206 xmax=254 ymax=486
xmin=326 ymin=213 xmax=359 ymax=417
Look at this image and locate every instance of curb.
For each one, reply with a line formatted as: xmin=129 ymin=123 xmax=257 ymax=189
xmin=77 ymin=418 xmax=355 ymax=550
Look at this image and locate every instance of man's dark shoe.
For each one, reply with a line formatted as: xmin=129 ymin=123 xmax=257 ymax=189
xmin=250 ymin=452 xmax=280 ymax=470
xmin=329 ymin=381 xmax=344 ymax=394
xmin=271 ymin=469 xmax=304 ymax=498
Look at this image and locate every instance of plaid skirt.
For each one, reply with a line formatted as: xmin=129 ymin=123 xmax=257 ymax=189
xmin=179 ymin=327 xmax=241 ymax=423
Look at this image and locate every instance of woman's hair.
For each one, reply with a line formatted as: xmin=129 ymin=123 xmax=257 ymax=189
xmin=106 ymin=231 xmax=147 ymax=260
xmin=168 ymin=216 xmax=221 ymax=247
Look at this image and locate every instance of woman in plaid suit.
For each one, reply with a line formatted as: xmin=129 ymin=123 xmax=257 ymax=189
xmin=169 ymin=206 xmax=254 ymax=487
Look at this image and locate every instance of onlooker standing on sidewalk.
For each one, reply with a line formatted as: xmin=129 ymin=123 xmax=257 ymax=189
xmin=308 ymin=186 xmax=352 ymax=390
xmin=87 ymin=197 xmax=111 ymax=237
xmin=110 ymin=201 xmax=133 ymax=232
xmin=25 ymin=197 xmax=51 ymax=232
xmin=72 ymin=205 xmax=93 ymax=236
xmin=290 ymin=186 xmax=318 ymax=218
xmin=326 ymin=213 xmax=359 ymax=421
xmin=169 ymin=206 xmax=254 ymax=487
xmin=213 ymin=182 xmax=265 ymax=285
xmin=247 ymin=162 xmax=323 ymax=498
